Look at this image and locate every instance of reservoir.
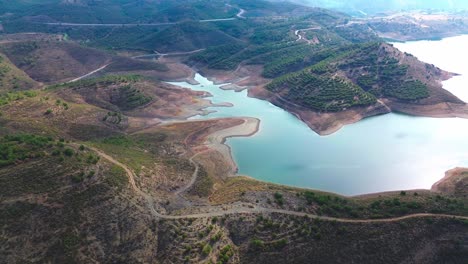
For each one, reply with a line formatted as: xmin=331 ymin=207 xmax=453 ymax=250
xmin=171 ymin=35 xmax=468 ymax=195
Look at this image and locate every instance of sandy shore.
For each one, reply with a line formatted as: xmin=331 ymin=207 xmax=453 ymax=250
xmin=202 ymin=117 xmax=260 ymax=174
xmin=219 ymin=83 xmax=247 ymax=92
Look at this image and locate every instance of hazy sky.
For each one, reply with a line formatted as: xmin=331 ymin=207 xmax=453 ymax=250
xmin=293 ymin=0 xmax=468 ymax=13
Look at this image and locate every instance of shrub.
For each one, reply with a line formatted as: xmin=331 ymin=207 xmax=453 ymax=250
xmin=63 ymin=148 xmax=74 ymax=157
xmin=210 ymin=231 xmax=223 ymax=242
xmin=218 ymin=245 xmax=234 ymax=263
xmin=250 ymin=238 xmax=264 ymax=250
xmin=274 ymin=192 xmax=284 ymax=205
xmin=273 ymin=238 xmax=287 ymax=249
xmin=202 ymin=244 xmax=212 ymax=255
xmin=71 ymin=174 xmax=84 ymax=183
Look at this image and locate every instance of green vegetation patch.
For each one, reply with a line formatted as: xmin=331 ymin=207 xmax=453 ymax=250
xmin=110 ymin=84 xmax=153 ymax=110
xmin=189 ymin=43 xmax=246 ymax=69
xmin=0 ymin=90 xmax=37 ymax=106
xmin=0 ymin=134 xmax=100 ymax=197
xmin=202 ymin=243 xmax=212 ymax=255
xmin=105 ymin=165 xmax=128 ymax=190
xmin=91 ymin=136 xmax=154 ymax=173
xmin=50 ymin=74 xmax=153 ymax=111
xmin=49 ymin=75 xmax=141 ymax=90
xmin=383 ymin=80 xmax=429 ymax=100
xmin=188 ymin=166 xmax=213 ymax=198
xmin=299 ymin=190 xmax=467 ymax=219
xmin=337 ymin=43 xmax=430 ymax=100
xmin=0 ymin=134 xmax=53 ymax=167
xmin=218 ymin=245 xmax=234 ymax=263
xmin=267 ymin=71 xmax=376 ymax=112
xmin=0 ymin=41 xmax=39 ymax=67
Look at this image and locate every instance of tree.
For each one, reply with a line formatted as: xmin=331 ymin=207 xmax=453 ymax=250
xmin=63 ymin=148 xmax=74 ymax=157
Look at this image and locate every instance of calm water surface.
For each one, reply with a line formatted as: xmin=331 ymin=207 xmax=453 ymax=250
xmin=170 ymin=35 xmax=468 ymax=195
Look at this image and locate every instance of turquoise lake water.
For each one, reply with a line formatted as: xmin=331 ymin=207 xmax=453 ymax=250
xmin=170 ymin=35 xmax=468 ymax=195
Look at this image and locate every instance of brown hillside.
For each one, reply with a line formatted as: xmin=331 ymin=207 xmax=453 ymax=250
xmin=0 ymin=40 xmax=111 ymax=83
xmin=0 ymin=53 xmax=38 ymax=91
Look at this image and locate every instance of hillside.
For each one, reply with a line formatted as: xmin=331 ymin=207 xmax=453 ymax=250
xmin=133 ymin=21 xmax=244 ymax=53
xmin=265 ymin=42 xmax=460 ymax=109
xmin=0 ymin=40 xmax=112 ymax=83
xmin=0 ymin=53 xmax=37 ymax=91
xmin=1 ymin=128 xmax=467 ymax=263
xmin=0 ymin=134 xmax=157 ymax=263
xmin=366 ymin=12 xmax=468 ymax=41
xmin=0 ymin=0 xmax=467 ymax=263
xmin=0 ymin=49 xmax=466 ymax=262
xmin=0 ymin=37 xmax=171 ymax=84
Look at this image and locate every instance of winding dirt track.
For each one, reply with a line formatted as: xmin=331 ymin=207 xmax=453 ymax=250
xmin=174 ymin=151 xmax=205 ymax=196
xmin=43 ymin=8 xmax=246 ymax=28
xmin=88 ymin=146 xmax=468 ymax=222
xmin=132 ymin=49 xmax=205 ymax=59
xmin=67 ymin=64 xmax=110 ymax=83
xmin=294 ymin=27 xmax=322 ymax=43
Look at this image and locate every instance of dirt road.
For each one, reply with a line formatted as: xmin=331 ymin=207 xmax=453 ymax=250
xmin=89 ymin=146 xmax=468 ymax=223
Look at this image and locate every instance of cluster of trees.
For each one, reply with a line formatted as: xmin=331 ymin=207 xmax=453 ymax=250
xmin=189 ymin=43 xmax=246 ymax=69
xmin=301 ymin=191 xmax=360 ymax=217
xmin=50 ymin=74 xmax=141 ymax=90
xmin=383 ymin=80 xmax=429 ymax=100
xmin=189 ymin=41 xmax=300 ymax=70
xmin=333 ymin=24 xmax=379 ymax=43
xmin=260 ymin=43 xmax=358 ymax=78
xmin=218 ymin=245 xmax=234 ymax=264
xmin=300 ymin=190 xmax=467 ymax=219
xmin=212 ymin=42 xmax=297 ymax=70
xmin=0 ymin=134 xmax=54 ymax=167
xmin=187 ymin=14 xmax=380 ymax=75
xmin=0 ymin=90 xmax=37 ymax=106
xmin=110 ymin=85 xmax=153 ymax=110
xmin=338 ymin=44 xmax=430 ymax=100
xmin=0 ymin=41 xmax=39 ymax=68
xmin=267 ymin=71 xmax=376 ymax=112
xmin=261 ymin=45 xmax=315 ymax=78
xmin=102 ymin=112 xmax=123 ymax=124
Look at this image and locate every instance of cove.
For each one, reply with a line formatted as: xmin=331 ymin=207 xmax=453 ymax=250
xmin=170 ymin=35 xmax=468 ymax=196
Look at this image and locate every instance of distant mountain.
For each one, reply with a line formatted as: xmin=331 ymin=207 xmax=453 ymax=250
xmin=285 ymin=0 xmax=468 ymax=15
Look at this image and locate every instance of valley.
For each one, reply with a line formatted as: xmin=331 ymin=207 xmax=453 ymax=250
xmin=0 ymin=0 xmax=467 ymax=263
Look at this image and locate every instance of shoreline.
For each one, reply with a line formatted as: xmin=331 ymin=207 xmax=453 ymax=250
xmin=163 ymin=66 xmax=467 ymax=198
xmin=248 ymin=85 xmax=392 ymax=136
xmin=192 ymin=111 xmax=464 ymax=198
xmin=431 ymin=167 xmax=468 ymax=195
xmin=200 ymin=117 xmax=260 ymax=174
